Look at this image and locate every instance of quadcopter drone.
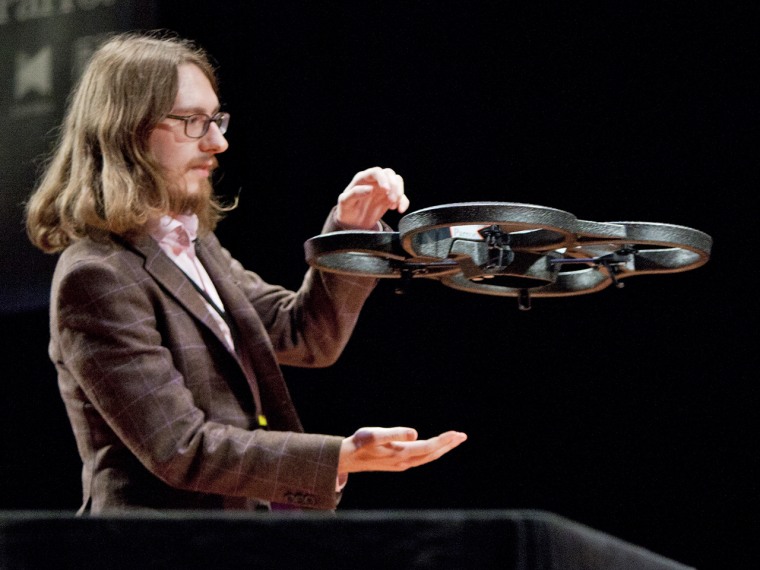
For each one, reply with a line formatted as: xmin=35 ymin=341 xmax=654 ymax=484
xmin=305 ymin=202 xmax=712 ymax=310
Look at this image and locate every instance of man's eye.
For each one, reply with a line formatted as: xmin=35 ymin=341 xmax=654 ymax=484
xmin=188 ymin=115 xmax=206 ymax=126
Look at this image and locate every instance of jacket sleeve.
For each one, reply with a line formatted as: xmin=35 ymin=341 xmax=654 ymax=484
xmin=216 ymin=208 xmax=383 ymax=368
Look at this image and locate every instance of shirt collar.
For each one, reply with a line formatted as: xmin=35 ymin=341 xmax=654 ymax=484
xmin=149 ymin=213 xmax=198 ymax=241
xmin=147 ymin=214 xmax=200 ymax=256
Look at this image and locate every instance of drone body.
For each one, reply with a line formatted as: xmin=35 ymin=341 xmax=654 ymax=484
xmin=305 ymin=202 xmax=712 ymax=310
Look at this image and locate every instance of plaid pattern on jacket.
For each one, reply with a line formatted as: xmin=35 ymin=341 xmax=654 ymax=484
xmin=49 ymin=213 xmax=377 ymax=513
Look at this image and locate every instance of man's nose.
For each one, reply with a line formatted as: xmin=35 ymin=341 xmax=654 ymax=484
xmin=200 ymin=122 xmax=229 ymax=153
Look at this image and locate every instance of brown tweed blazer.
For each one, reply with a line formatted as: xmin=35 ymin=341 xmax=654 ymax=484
xmin=49 ymin=214 xmax=377 ymax=513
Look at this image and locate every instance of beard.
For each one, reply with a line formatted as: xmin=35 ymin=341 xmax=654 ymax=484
xmin=167 ymin=175 xmax=214 ymax=218
xmin=158 ymin=160 xmax=229 ymax=234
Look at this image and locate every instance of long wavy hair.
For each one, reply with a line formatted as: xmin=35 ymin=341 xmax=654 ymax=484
xmin=26 ymin=31 xmax=234 ymax=253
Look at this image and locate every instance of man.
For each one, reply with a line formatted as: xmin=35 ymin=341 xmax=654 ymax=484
xmin=25 ymin=31 xmax=466 ymax=513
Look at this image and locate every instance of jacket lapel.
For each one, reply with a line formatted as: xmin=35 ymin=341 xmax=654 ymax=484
xmin=125 ymin=233 xmax=235 ymax=353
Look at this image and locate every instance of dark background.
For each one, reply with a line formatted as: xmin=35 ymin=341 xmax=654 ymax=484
xmin=1 ymin=2 xmax=757 ymax=569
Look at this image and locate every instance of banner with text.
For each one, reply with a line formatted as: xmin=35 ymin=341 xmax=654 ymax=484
xmin=0 ymin=0 xmax=158 ymax=313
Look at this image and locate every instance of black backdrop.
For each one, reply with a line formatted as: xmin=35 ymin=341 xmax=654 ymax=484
xmin=1 ymin=3 xmax=758 ymax=569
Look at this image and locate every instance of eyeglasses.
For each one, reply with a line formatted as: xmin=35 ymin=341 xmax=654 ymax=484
xmin=165 ymin=111 xmax=230 ymax=138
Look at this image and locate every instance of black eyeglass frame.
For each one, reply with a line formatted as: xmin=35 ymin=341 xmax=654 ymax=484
xmin=165 ymin=112 xmax=230 ymax=138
